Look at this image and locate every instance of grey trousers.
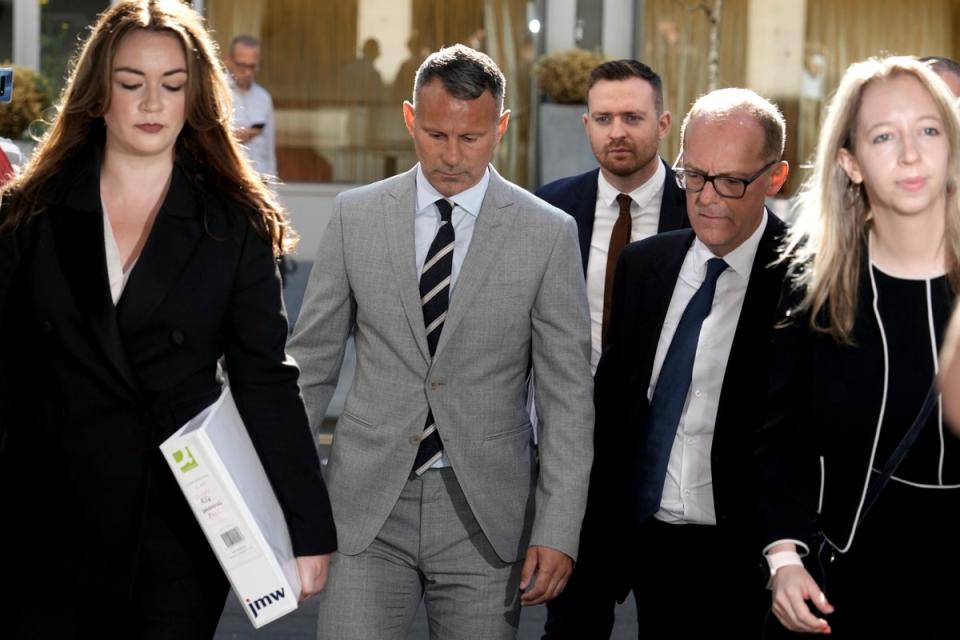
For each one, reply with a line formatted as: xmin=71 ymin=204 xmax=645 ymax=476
xmin=316 ymin=468 xmax=523 ymax=639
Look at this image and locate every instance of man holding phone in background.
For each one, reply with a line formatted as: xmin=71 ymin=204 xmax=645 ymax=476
xmin=225 ymin=34 xmax=277 ymax=177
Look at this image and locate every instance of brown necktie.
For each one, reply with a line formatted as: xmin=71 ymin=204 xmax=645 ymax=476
xmin=603 ymin=193 xmax=633 ymax=344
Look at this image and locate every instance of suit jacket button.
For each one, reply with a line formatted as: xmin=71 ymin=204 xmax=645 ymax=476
xmin=40 ymin=320 xmax=53 ymax=334
xmin=409 ymin=435 xmax=421 ymax=445
xmin=430 ymin=381 xmax=441 ymax=390
xmin=170 ymin=330 xmax=185 ymax=346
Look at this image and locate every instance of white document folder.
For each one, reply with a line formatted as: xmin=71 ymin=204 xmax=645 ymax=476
xmin=160 ymin=386 xmax=301 ymax=628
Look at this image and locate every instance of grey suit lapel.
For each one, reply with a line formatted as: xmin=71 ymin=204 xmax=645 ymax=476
xmin=384 ymin=168 xmax=431 ymax=364
xmin=433 ymin=168 xmax=514 ymax=359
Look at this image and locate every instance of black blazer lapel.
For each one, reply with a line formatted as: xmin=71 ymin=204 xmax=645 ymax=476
xmin=714 ymin=212 xmax=788 ymax=438
xmin=571 ymin=170 xmax=599 ymax=274
xmin=116 ymin=163 xmax=205 ymax=330
xmin=629 ymin=230 xmax=695 ymax=395
xmin=49 ymin=181 xmax=142 ymax=398
xmin=722 ymin=212 xmax=788 ymax=384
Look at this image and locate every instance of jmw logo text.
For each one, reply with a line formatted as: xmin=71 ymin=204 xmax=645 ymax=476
xmin=246 ymin=587 xmax=287 ymax=619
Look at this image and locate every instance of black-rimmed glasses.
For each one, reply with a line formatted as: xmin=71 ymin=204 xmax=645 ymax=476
xmin=674 ymin=159 xmax=779 ymax=199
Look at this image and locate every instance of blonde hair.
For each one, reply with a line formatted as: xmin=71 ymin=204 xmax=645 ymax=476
xmin=783 ymin=56 xmax=960 ymax=342
xmin=1 ymin=0 xmax=296 ymax=255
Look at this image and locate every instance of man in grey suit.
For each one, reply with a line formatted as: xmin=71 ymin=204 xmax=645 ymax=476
xmin=289 ymin=44 xmax=594 ymax=639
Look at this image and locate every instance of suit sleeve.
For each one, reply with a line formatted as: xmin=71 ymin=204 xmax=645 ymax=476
xmin=222 ymin=218 xmax=337 ymax=556
xmin=287 ymin=194 xmax=356 ymax=435
xmin=754 ymin=280 xmax=821 ymax=552
xmin=529 ymin=214 xmax=595 ymax=559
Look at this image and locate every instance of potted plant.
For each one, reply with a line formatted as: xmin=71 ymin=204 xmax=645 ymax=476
xmin=0 ymin=63 xmax=53 ymax=163
xmin=533 ymin=48 xmax=608 ymax=186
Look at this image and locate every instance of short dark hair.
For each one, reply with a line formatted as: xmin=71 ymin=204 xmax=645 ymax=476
xmin=587 ymin=59 xmax=664 ymax=113
xmin=413 ymin=44 xmax=506 ymax=114
xmin=229 ymin=34 xmax=260 ymax=56
xmin=919 ymin=55 xmax=960 ymax=78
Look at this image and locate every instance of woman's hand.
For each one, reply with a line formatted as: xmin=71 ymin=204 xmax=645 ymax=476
xmin=770 ymin=564 xmax=834 ymax=634
xmin=296 ymin=554 xmax=331 ymax=602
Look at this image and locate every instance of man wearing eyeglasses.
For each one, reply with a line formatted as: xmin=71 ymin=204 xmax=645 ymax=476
xmin=586 ymin=88 xmax=790 ymax=638
xmin=536 ymin=59 xmax=688 ymax=639
xmin=225 ymin=34 xmax=277 ymax=177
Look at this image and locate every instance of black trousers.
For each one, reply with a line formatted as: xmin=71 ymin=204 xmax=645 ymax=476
xmin=544 ymin=519 xmax=769 ymax=639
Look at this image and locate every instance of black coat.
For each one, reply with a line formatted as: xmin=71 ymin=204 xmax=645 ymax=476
xmin=589 ymin=214 xmax=788 ymax=595
xmin=0 ymin=145 xmax=336 ymax=594
xmin=755 ymin=258 xmax=958 ymax=552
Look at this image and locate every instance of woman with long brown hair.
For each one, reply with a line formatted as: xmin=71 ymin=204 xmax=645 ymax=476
xmin=757 ymin=56 xmax=960 ymax=637
xmin=0 ymin=1 xmax=335 ymax=636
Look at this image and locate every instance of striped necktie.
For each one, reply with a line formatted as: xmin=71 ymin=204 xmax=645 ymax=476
xmin=413 ymin=199 xmax=455 ymax=475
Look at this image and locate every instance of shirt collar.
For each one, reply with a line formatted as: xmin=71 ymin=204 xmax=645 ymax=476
xmin=415 ymin=164 xmax=489 ymax=217
xmin=596 ymin=159 xmax=666 ymax=210
xmin=691 ymin=209 xmax=768 ymax=279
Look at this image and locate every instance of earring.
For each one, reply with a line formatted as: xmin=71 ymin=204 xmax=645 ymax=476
xmin=844 ymin=180 xmax=862 ymax=209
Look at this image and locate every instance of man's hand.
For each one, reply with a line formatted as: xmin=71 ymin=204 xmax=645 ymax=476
xmin=770 ymin=565 xmax=834 ymax=634
xmin=519 ymin=545 xmax=573 ymax=606
xmin=296 ymin=554 xmax=331 ymax=602
xmin=235 ymin=126 xmax=263 ymax=143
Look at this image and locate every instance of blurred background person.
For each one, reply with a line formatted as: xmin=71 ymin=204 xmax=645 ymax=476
xmin=225 ymin=34 xmax=277 ymax=178
xmin=0 ymin=2 xmax=335 ymax=637
xmin=757 ymin=56 xmax=960 ymax=637
xmin=920 ymin=55 xmax=960 ymax=98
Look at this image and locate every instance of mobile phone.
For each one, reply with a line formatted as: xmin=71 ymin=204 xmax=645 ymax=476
xmin=250 ymin=122 xmax=266 ymax=130
xmin=0 ymin=68 xmax=12 ymax=103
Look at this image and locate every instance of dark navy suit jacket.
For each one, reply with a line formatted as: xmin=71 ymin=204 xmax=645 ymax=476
xmin=534 ymin=161 xmax=689 ymax=274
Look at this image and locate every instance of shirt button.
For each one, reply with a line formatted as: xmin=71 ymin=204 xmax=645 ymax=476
xmin=684 ymin=489 xmax=691 ymax=495
xmin=686 ymin=437 xmax=695 ymax=444
xmin=694 ymin=389 xmax=702 ymax=398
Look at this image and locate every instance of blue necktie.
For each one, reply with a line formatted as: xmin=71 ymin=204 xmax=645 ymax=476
xmin=635 ymin=257 xmax=728 ymax=522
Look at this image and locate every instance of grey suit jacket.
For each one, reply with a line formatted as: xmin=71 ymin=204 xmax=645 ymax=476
xmin=290 ymin=165 xmax=594 ymax=563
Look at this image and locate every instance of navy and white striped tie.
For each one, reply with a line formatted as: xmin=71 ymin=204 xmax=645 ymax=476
xmin=413 ymin=198 xmax=455 ymax=475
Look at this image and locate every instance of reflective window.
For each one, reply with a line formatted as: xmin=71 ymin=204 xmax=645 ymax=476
xmin=206 ymin=0 xmax=534 ymax=186
xmin=0 ymin=0 xmax=12 ymax=63
xmin=41 ymin=0 xmax=110 ymax=96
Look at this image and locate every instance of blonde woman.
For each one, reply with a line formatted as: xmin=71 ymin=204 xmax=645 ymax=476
xmin=0 ymin=1 xmax=334 ymax=636
xmin=757 ymin=56 xmax=960 ymax=637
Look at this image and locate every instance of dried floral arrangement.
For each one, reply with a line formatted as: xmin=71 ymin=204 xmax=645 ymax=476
xmin=533 ymin=48 xmax=609 ymax=104
xmin=0 ymin=63 xmax=52 ymax=139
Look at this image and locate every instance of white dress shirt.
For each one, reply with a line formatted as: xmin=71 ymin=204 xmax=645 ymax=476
xmin=649 ymin=211 xmax=768 ymax=525
xmin=586 ymin=162 xmax=666 ymax=371
xmin=102 ymin=204 xmax=137 ymax=305
xmin=229 ymin=78 xmax=277 ymax=177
